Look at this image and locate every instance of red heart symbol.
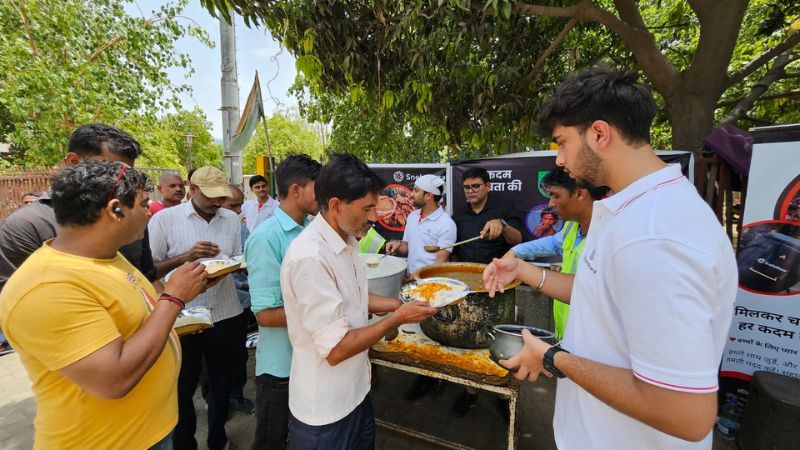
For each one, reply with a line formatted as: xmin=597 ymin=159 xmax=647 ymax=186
xmin=729 ymin=337 xmax=736 ymax=342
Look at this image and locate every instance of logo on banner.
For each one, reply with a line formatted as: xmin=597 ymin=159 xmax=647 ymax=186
xmin=393 ymin=171 xmax=404 ymax=183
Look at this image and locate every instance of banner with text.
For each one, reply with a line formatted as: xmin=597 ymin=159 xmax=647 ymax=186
xmin=721 ymin=139 xmax=800 ymax=385
xmin=368 ymin=164 xmax=447 ymax=242
xmin=449 ymin=151 xmax=693 ymax=241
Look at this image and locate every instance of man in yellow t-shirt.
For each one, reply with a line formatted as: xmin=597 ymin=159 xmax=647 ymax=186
xmin=0 ymin=161 xmax=208 ymax=450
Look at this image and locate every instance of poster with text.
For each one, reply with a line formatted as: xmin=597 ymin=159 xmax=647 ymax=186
xmin=449 ymin=151 xmax=692 ymax=242
xmin=721 ymin=139 xmax=800 ymax=390
xmin=368 ymin=164 xmax=447 ymax=242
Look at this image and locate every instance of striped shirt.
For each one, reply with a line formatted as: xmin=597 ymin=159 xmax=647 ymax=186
xmin=148 ymin=201 xmax=243 ymax=322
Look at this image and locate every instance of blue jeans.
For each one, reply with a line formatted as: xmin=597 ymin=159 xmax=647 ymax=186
xmin=149 ymin=431 xmax=173 ymax=450
xmin=288 ymin=394 xmax=374 ymax=450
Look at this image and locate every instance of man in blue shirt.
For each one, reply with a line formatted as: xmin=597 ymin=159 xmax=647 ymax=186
xmin=245 ymin=155 xmax=322 ymax=450
xmin=505 ymin=166 xmax=608 ymax=338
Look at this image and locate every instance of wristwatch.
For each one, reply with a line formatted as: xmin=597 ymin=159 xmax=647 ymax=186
xmin=543 ymin=346 xmax=570 ymax=378
xmin=499 ymin=219 xmax=510 ymax=229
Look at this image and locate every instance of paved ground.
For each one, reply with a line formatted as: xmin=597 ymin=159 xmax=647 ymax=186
xmin=0 ymin=349 xmax=738 ymax=450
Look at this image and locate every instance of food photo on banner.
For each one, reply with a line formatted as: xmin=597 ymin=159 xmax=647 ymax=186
xmin=718 ymin=126 xmax=800 ymax=434
xmin=367 ymin=164 xmax=447 ymax=242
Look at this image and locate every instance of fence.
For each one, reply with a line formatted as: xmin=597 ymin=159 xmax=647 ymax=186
xmin=1 ymin=167 xmax=174 ymax=220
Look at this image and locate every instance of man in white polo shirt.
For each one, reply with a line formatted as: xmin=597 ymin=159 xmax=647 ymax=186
xmin=281 ymin=154 xmax=439 ymax=449
xmin=385 ymin=174 xmax=456 ymax=275
xmin=149 ymin=166 xmax=245 ymax=450
xmin=484 ymin=67 xmax=737 ymax=449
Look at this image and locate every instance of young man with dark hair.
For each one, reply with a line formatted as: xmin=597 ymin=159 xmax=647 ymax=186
xmin=243 ymin=174 xmax=279 ymax=233
xmin=245 ymin=154 xmax=322 ymax=450
xmin=452 ymin=167 xmax=524 ymax=264
xmin=484 ymin=67 xmax=737 ymax=449
xmin=281 ymin=153 xmax=439 ymax=449
xmin=0 ymin=160 xmax=207 ymax=449
xmin=505 ymin=166 xmax=609 ymax=339
xmin=385 ymin=174 xmax=456 ymax=275
xmin=148 ymin=166 xmax=245 ymax=450
xmin=150 ymin=172 xmax=186 ymax=215
xmin=0 ymin=123 xmax=156 ymax=293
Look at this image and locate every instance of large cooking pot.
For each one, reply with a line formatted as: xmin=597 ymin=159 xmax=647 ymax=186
xmin=359 ymin=253 xmax=407 ymax=298
xmin=416 ymin=262 xmax=520 ymax=349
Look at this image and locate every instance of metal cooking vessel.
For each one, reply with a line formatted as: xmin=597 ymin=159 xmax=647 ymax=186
xmin=416 ymin=262 xmax=520 ymax=349
xmin=359 ymin=253 xmax=407 ymax=298
xmin=488 ymin=325 xmax=555 ymax=368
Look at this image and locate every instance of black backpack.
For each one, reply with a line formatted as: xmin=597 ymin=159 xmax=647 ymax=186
xmin=738 ymin=232 xmax=800 ymax=293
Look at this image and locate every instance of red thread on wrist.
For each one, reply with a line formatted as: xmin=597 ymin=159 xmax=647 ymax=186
xmin=159 ymin=293 xmax=185 ymax=309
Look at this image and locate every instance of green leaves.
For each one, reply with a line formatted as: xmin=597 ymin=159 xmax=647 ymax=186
xmin=0 ymin=0 xmax=209 ymax=166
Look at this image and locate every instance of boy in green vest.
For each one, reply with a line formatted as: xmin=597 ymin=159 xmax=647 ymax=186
xmin=504 ymin=166 xmax=608 ymax=339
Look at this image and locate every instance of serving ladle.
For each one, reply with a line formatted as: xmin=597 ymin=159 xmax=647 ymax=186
xmin=423 ymin=235 xmax=482 ymax=253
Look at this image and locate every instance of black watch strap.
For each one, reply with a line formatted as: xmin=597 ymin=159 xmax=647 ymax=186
xmin=543 ymin=346 xmax=570 ymax=378
xmin=499 ymin=219 xmax=509 ymax=229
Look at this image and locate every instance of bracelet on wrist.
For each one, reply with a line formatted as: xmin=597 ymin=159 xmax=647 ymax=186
xmin=158 ymin=292 xmax=185 ymax=310
xmin=536 ymin=268 xmax=547 ymax=290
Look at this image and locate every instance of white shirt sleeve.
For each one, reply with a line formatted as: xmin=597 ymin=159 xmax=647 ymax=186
xmin=147 ymin=213 xmax=169 ymax=261
xmin=286 ymin=256 xmax=350 ymax=358
xmin=439 ymin=219 xmax=457 ymax=253
xmin=607 ymin=239 xmax=723 ymax=393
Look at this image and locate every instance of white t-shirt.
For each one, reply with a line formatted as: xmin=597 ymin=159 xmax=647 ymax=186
xmin=242 ymin=197 xmax=279 ymax=233
xmin=402 ymin=207 xmax=457 ymax=274
xmin=554 ymin=164 xmax=737 ymax=450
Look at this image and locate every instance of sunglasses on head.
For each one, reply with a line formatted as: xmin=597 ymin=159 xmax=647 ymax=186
xmin=462 ymin=183 xmax=484 ymax=191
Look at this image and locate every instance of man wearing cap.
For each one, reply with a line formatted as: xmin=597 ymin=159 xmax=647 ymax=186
xmin=385 ymin=174 xmax=456 ymax=275
xmin=148 ymin=166 xmax=246 ymax=450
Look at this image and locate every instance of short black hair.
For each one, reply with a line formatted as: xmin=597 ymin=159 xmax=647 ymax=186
xmin=67 ymin=124 xmax=142 ymax=160
xmin=187 ymin=169 xmax=196 ymax=181
xmin=537 ymin=67 xmax=657 ymax=145
xmin=462 ymin=167 xmax=490 ymax=184
xmin=315 ymin=153 xmax=383 ymax=212
xmin=540 ymin=166 xmax=610 ymax=200
xmin=51 ymin=160 xmax=152 ymax=226
xmin=249 ymin=174 xmax=268 ymax=188
xmin=275 ymin=154 xmax=322 ymax=199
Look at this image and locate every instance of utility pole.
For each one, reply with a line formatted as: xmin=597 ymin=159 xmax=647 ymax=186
xmin=219 ymin=11 xmax=242 ymax=184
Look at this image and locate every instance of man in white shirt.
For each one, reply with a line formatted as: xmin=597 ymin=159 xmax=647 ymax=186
xmin=484 ymin=67 xmax=737 ymax=449
xmin=280 ymin=154 xmax=439 ymax=449
xmin=385 ymin=174 xmax=456 ymax=274
xmin=242 ymin=174 xmax=279 ymax=233
xmin=149 ymin=166 xmax=245 ymax=450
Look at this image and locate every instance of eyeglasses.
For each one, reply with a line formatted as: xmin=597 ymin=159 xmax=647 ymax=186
xmin=106 ymin=164 xmax=128 ymax=204
xmin=462 ymin=183 xmax=484 ymax=192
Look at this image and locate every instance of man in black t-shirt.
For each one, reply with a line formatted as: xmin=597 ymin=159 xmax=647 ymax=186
xmin=452 ymin=167 xmax=523 ymax=264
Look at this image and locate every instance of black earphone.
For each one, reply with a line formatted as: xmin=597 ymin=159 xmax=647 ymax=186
xmin=113 ymin=207 xmax=125 ymax=218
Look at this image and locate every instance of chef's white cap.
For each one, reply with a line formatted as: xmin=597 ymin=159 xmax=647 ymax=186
xmin=415 ymin=174 xmax=445 ymax=196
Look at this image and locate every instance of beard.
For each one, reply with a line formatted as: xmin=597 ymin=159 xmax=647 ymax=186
xmin=571 ymin=138 xmax=606 ymax=187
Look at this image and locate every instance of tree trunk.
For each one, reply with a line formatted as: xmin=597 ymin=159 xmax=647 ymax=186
xmin=664 ymin=91 xmax=718 ymax=152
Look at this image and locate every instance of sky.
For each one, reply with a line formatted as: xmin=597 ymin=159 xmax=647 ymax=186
xmin=128 ymin=1 xmax=298 ymax=139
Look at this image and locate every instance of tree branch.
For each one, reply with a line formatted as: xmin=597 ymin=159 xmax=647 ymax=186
xmin=521 ymin=16 xmax=579 ymax=87
xmin=722 ymin=50 xmax=794 ymax=124
xmin=11 ymin=0 xmax=40 ymax=58
xmin=718 ymin=89 xmax=800 ymax=107
xmin=726 ymin=31 xmax=800 ymax=87
xmin=512 ymin=0 xmax=679 ymax=94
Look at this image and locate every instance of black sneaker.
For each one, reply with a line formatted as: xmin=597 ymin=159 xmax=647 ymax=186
xmin=452 ymin=391 xmax=478 ymax=417
xmin=229 ymin=396 xmax=255 ymax=415
xmin=404 ymin=376 xmax=438 ymax=401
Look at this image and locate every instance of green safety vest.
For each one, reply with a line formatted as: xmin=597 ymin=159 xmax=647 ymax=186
xmin=359 ymin=226 xmax=386 ymax=254
xmin=553 ymin=221 xmax=585 ymax=340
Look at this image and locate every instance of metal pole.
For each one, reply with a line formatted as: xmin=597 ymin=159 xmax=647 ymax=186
xmin=219 ymin=10 xmax=241 ymax=184
xmin=183 ymin=133 xmax=195 ymax=170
